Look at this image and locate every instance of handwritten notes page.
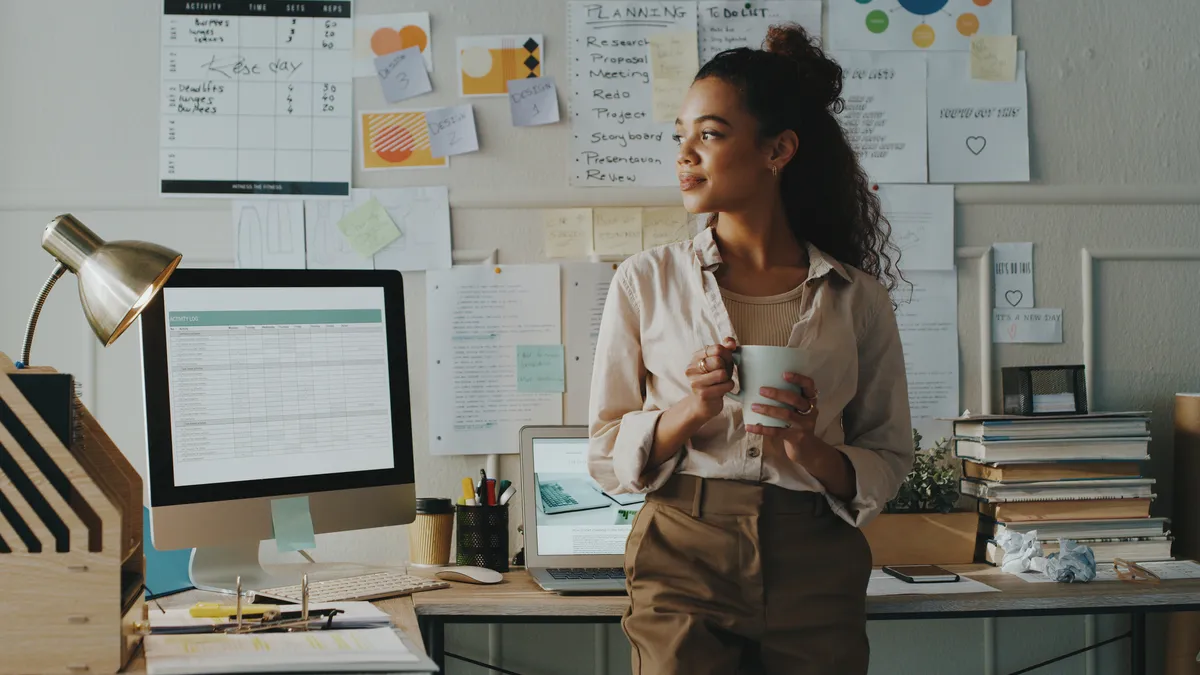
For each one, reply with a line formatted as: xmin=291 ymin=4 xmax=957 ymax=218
xmin=593 ymin=208 xmax=644 ymax=255
xmin=427 ymin=265 xmax=562 ymax=455
xmin=374 ymin=46 xmax=432 ymax=103
xmin=371 ymin=186 xmax=453 ymax=272
xmin=993 ymin=308 xmax=1063 ymax=344
xmin=508 ymin=76 xmax=561 ymax=126
xmin=927 ymin=51 xmax=1029 ymax=183
xmin=564 ymin=263 xmax=618 ymax=424
xmin=648 ymin=32 xmax=700 ymax=123
xmin=698 ymin=1 xmax=821 ymax=64
xmin=568 ymin=2 xmax=698 ymax=187
xmin=544 ymin=208 xmax=595 ymax=259
xmin=833 ymin=51 xmax=927 ymax=184
xmin=893 ymin=270 xmax=959 ymax=448
xmin=232 ymin=201 xmax=306 ymax=268
xmin=161 ymin=3 xmax=353 ymax=197
xmin=877 ymin=185 xmax=954 ymax=271
xmin=642 ymin=206 xmax=694 ymax=249
xmin=516 ymin=345 xmax=567 ymax=393
xmin=992 ymin=242 xmax=1034 ymax=308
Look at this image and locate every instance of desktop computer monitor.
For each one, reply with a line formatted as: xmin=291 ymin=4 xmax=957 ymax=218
xmin=139 ymin=268 xmax=415 ymax=593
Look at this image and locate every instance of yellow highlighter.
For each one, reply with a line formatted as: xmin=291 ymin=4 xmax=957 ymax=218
xmin=189 ymin=601 xmax=280 ymax=618
xmin=461 ymin=477 xmax=476 ymax=503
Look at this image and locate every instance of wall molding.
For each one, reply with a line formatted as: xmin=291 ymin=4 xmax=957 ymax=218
xmin=6 ymin=185 xmax=1200 ymax=213
xmin=1081 ymin=248 xmax=1200 ymax=405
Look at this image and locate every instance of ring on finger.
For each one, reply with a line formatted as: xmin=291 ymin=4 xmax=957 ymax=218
xmin=698 ymin=359 xmax=709 ymax=374
xmin=796 ymin=400 xmax=815 ymax=416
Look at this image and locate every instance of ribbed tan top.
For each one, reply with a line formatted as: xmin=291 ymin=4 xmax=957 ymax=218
xmin=720 ymin=283 xmax=806 ymax=347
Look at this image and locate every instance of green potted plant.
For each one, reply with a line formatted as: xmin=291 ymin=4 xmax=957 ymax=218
xmin=860 ymin=430 xmax=979 ymax=566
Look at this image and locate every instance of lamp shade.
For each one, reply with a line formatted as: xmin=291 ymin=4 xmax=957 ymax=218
xmin=42 ymin=214 xmax=182 ymax=346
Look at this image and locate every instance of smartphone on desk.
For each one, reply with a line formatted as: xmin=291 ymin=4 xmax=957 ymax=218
xmin=881 ymin=565 xmax=960 ymax=583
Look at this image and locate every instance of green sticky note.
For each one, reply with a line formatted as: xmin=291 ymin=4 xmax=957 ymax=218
xmin=516 ymin=344 xmax=565 ymax=393
xmin=337 ymin=198 xmax=401 ymax=257
xmin=271 ymin=496 xmax=316 ymax=553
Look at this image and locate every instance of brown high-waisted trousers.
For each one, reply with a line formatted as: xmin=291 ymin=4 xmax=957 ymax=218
xmin=623 ymin=474 xmax=873 ymax=675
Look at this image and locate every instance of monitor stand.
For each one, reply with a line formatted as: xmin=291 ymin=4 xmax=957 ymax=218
xmin=189 ymin=542 xmax=379 ymax=595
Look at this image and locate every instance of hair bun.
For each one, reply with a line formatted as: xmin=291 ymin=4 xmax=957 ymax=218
xmin=763 ymin=24 xmax=843 ymax=110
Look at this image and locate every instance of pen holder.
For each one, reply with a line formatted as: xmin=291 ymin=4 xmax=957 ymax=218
xmin=455 ymin=503 xmax=510 ymax=572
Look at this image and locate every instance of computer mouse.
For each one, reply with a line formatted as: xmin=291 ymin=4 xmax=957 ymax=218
xmin=434 ymin=566 xmax=504 ymax=584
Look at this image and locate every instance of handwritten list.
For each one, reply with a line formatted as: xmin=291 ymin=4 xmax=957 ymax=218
xmin=160 ymin=1 xmax=354 ymax=197
xmin=568 ymin=2 xmax=698 ymax=187
xmin=832 ymin=51 xmax=928 ymax=184
xmin=698 ymin=1 xmax=821 ymax=64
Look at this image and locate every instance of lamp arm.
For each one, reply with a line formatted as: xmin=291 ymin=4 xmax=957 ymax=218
xmin=19 ymin=262 xmax=68 ymax=368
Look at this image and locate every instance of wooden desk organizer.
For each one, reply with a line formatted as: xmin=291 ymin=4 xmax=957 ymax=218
xmin=0 ymin=353 xmax=144 ymax=675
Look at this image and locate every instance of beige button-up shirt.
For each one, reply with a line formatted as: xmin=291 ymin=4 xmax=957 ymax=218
xmin=587 ymin=227 xmax=914 ymax=527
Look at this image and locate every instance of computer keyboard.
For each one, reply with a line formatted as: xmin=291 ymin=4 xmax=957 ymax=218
xmin=546 ymin=567 xmax=625 ymax=580
xmin=540 ymin=482 xmax=579 ymax=509
xmin=256 ymin=570 xmax=450 ymax=603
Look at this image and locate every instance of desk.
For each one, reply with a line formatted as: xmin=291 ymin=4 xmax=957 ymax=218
xmin=413 ymin=565 xmax=1200 ymax=675
xmin=122 ymin=590 xmax=428 ymax=674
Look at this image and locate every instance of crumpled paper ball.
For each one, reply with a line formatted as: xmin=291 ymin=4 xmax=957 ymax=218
xmin=1044 ymin=539 xmax=1097 ymax=583
xmin=995 ymin=529 xmax=1046 ymax=574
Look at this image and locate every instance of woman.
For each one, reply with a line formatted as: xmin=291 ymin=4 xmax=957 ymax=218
xmin=587 ymin=24 xmax=914 ymax=675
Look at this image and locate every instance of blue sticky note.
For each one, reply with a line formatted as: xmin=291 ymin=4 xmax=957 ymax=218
xmin=144 ymin=507 xmax=193 ymax=598
xmin=516 ymin=344 xmax=565 ymax=393
xmin=271 ymin=496 xmax=316 ymax=553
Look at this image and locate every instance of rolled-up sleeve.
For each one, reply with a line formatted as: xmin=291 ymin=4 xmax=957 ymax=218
xmin=826 ymin=293 xmax=915 ymax=527
xmin=587 ymin=266 xmax=681 ymax=494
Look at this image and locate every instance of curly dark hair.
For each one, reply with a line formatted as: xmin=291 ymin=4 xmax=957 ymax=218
xmin=695 ymin=23 xmax=904 ymax=294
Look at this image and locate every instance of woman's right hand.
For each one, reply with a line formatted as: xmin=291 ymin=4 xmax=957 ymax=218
xmin=683 ymin=337 xmax=737 ymax=426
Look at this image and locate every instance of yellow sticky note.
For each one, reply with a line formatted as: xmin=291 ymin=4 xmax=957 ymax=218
xmin=543 ymin=208 xmax=593 ymax=259
xmin=970 ymin=36 xmax=1017 ymax=82
xmin=649 ymin=32 xmax=699 ymax=123
xmin=337 ymin=198 xmax=401 ymax=258
xmin=641 ymin=207 xmax=693 ymax=249
xmin=593 ymin=208 xmax=643 ymax=256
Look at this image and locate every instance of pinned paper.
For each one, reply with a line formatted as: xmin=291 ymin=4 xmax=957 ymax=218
xmin=375 ymin=46 xmax=432 ymax=103
xmin=360 ymin=110 xmax=448 ymax=170
xmin=642 ymin=207 xmax=693 ymax=249
xmin=458 ymin=34 xmax=544 ymax=97
xmin=593 ymin=208 xmax=643 ymax=255
xmin=426 ymin=105 xmax=479 ymax=158
xmin=649 ymin=32 xmax=700 ymax=123
xmin=543 ymin=209 xmax=593 ymax=259
xmin=337 ymin=198 xmax=401 ymax=257
xmin=354 ymin=12 xmax=433 ymax=77
xmin=516 ymin=345 xmax=566 ymax=393
xmin=508 ymin=77 xmax=560 ymax=126
xmin=271 ymin=496 xmax=316 ymax=552
xmin=993 ymin=242 xmax=1034 ymax=308
xmin=970 ymin=36 xmax=1017 ymax=82
xmin=993 ymin=308 xmax=1063 ymax=344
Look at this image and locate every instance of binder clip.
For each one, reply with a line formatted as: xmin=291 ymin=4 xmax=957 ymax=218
xmin=228 ymin=574 xmax=342 ymax=633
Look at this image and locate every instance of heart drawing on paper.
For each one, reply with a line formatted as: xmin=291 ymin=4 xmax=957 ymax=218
xmin=1005 ymin=290 xmax=1023 ymax=307
xmin=966 ymin=136 xmax=987 ymax=155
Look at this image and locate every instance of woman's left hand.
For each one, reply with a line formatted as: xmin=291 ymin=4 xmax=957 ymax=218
xmin=745 ymin=372 xmax=819 ymax=464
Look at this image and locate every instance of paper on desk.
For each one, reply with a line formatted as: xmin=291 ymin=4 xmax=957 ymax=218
xmin=1134 ymin=560 xmax=1200 ymax=580
xmin=149 ymin=602 xmax=392 ymax=632
xmin=564 ymin=262 xmax=618 ymax=424
xmin=993 ymin=242 xmax=1034 ymax=308
xmin=971 ymin=36 xmax=1018 ymax=82
xmin=593 ymin=207 xmax=643 ymax=255
xmin=427 ymin=264 xmax=562 ymax=455
xmin=337 ymin=198 xmax=401 ymax=258
xmin=271 ymin=496 xmax=315 ymax=552
xmin=878 ymin=185 xmax=954 ymax=271
xmin=426 ymin=105 xmax=479 ymax=157
xmin=375 ymin=46 xmax=433 ymax=103
xmin=649 ymin=31 xmax=699 ymax=123
xmin=233 ymin=201 xmax=306 ymax=269
xmin=508 ymin=76 xmax=560 ymax=126
xmin=543 ymin=208 xmax=594 ymax=259
xmin=867 ymin=570 xmax=999 ymax=596
xmin=145 ymin=627 xmax=419 ymax=675
xmin=1011 ymin=567 xmax=1121 ymax=583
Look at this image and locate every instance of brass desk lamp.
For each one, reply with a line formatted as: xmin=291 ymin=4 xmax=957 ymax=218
xmin=18 ymin=214 xmax=183 ymax=367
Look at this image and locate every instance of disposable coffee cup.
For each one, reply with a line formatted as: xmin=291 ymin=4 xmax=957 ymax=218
xmin=409 ymin=497 xmax=454 ymax=566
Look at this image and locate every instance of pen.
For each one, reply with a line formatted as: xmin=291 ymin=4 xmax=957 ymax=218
xmin=498 ymin=484 xmax=517 ymax=506
xmin=190 ymin=601 xmax=279 ymax=618
xmin=486 ymin=478 xmax=497 ymax=506
xmin=461 ymin=477 xmax=476 ymax=503
xmin=498 ymin=479 xmax=511 ymax=496
xmin=478 ymin=468 xmax=487 ymax=504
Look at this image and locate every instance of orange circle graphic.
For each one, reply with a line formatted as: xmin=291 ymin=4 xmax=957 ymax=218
xmin=957 ymin=13 xmax=981 ymax=36
xmin=370 ymin=28 xmax=404 ymax=56
xmin=973 ymin=0 xmax=992 ymax=6
xmin=398 ymin=25 xmax=428 ymax=52
xmin=375 ymin=126 xmax=414 ymax=164
xmin=912 ymin=24 xmax=936 ymax=48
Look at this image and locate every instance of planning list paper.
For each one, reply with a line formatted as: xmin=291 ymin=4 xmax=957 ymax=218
xmin=161 ymin=1 xmax=353 ymax=197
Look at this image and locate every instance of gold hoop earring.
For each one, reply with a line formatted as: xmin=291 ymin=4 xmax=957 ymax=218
xmin=771 ymin=165 xmax=778 ymax=178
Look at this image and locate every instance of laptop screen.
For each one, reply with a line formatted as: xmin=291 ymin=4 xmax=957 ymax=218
xmin=532 ymin=437 xmax=643 ymax=557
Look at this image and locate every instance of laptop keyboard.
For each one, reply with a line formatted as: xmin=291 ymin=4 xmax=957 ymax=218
xmin=540 ymin=482 xmax=579 ymax=509
xmin=547 ymin=567 xmax=626 ymax=580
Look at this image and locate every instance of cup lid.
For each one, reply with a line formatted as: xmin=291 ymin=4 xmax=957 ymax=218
xmin=415 ymin=497 xmax=454 ymax=514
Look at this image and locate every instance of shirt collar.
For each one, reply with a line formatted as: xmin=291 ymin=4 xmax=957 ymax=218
xmin=692 ymin=226 xmax=853 ymax=283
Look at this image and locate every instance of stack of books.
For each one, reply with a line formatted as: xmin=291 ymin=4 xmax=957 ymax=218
xmin=952 ymin=411 xmax=1172 ymax=564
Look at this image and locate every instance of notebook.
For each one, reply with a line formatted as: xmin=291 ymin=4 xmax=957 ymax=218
xmin=962 ymin=460 xmax=1142 ymax=483
xmin=954 ymin=437 xmax=1150 ymax=463
xmin=961 ymin=477 xmax=1156 ymax=501
xmin=978 ymin=498 xmax=1152 ymax=521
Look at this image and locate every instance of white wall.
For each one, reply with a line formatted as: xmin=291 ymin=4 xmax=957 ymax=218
xmin=2 ymin=1 xmax=1199 ymax=673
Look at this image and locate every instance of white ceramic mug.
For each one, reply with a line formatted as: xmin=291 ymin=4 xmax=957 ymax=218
xmin=726 ymin=346 xmax=817 ymax=428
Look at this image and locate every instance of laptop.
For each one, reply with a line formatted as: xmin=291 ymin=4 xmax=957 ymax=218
xmin=519 ymin=425 xmax=643 ymax=594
